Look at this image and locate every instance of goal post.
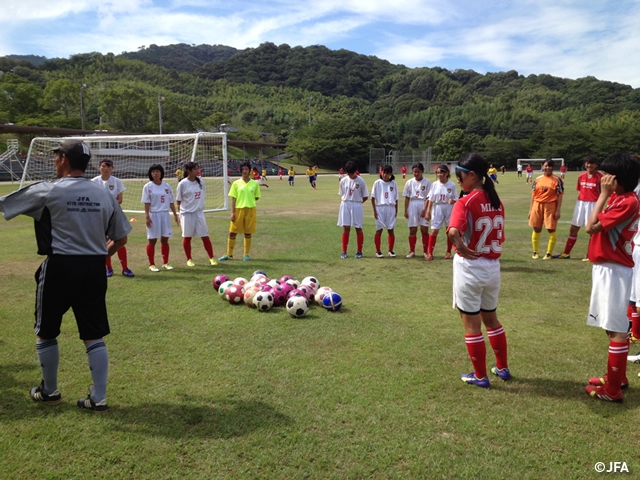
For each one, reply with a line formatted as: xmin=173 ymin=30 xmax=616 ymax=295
xmin=22 ymin=133 xmax=229 ymax=213
xmin=517 ymin=158 xmax=564 ymax=172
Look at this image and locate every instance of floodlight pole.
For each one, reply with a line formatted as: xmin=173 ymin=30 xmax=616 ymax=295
xmin=158 ymin=95 xmax=164 ymax=134
xmin=80 ymin=84 xmax=86 ymax=130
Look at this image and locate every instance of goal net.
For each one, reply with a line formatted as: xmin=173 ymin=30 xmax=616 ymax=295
xmin=22 ymin=133 xmax=229 ymax=213
xmin=517 ymin=158 xmax=564 ymax=172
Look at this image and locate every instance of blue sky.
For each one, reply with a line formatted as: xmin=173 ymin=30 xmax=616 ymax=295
xmin=3 ymin=0 xmax=640 ymax=87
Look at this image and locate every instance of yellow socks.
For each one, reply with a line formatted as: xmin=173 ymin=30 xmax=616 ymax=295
xmin=532 ymin=231 xmax=541 ymax=253
xmin=227 ymin=237 xmax=236 ymax=256
xmin=547 ymin=231 xmax=557 ymax=255
xmin=244 ymin=236 xmax=252 ymax=256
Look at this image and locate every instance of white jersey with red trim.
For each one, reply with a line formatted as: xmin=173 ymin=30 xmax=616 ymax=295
xmin=92 ymin=175 xmax=125 ymax=199
xmin=428 ymin=180 xmax=458 ymax=204
xmin=449 ymin=189 xmax=505 ymax=260
xmin=402 ymin=177 xmax=432 ymax=201
xmin=176 ymin=178 xmax=205 ymax=213
xmin=371 ymin=179 xmax=398 ymax=206
xmin=339 ymin=175 xmax=369 ymax=202
xmin=141 ymin=181 xmax=174 ymax=213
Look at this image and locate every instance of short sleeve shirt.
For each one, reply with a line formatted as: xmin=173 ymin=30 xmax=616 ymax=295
xmin=403 ymin=177 xmax=432 ymax=201
xmin=176 ymin=178 xmax=205 ymax=213
xmin=229 ymin=178 xmax=261 ymax=208
xmin=141 ymin=181 xmax=174 ymax=213
xmin=339 ymin=175 xmax=369 ymax=202
xmin=576 ymin=172 xmax=602 ymax=202
xmin=532 ymin=175 xmax=564 ymax=203
xmin=371 ymin=179 xmax=398 ymax=206
xmin=428 ymin=180 xmax=459 ymax=204
xmin=92 ymin=175 xmax=125 ymax=200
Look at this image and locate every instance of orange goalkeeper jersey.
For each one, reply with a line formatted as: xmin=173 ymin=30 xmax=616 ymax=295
xmin=532 ymin=174 xmax=564 ymax=203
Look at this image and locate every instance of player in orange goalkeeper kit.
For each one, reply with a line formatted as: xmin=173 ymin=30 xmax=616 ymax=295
xmin=528 ymin=159 xmax=564 ymax=260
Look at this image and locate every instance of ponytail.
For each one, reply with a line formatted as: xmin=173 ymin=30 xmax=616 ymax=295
xmin=457 ymin=153 xmax=502 ymax=210
xmin=482 ymin=173 xmax=501 ymax=210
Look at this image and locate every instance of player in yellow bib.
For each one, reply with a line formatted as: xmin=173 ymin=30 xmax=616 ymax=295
xmin=219 ymin=162 xmax=261 ymax=261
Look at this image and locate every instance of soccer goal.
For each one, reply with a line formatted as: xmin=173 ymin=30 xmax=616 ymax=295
xmin=22 ymin=133 xmax=229 ymax=213
xmin=517 ymin=158 xmax=564 ymax=172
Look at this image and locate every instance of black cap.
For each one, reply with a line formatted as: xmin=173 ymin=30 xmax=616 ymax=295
xmin=52 ymin=139 xmax=91 ymax=163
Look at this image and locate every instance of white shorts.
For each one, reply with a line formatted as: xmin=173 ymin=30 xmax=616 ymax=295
xmin=337 ymin=201 xmax=364 ymax=228
xmin=587 ymin=262 xmax=632 ymax=333
xmin=631 ymin=247 xmax=640 ymax=303
xmin=571 ymin=200 xmax=596 ymax=228
xmin=180 ymin=211 xmax=209 ymax=238
xmin=526 ymin=172 xmax=533 ymax=178
xmin=431 ymin=203 xmax=453 ymax=230
xmin=407 ymin=200 xmax=429 ymax=228
xmin=453 ymin=255 xmax=500 ymax=314
xmin=375 ymin=205 xmax=397 ymax=230
xmin=147 ymin=211 xmax=173 ymax=239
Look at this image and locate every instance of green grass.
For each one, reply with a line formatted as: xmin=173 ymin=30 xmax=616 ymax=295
xmin=0 ymin=171 xmax=637 ymax=479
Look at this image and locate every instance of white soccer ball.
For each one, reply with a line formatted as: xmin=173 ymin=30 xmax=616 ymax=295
xmin=253 ymin=291 xmax=274 ymax=311
xmin=314 ymin=286 xmax=333 ymax=304
xmin=218 ymin=280 xmax=234 ymax=297
xmin=286 ymin=296 xmax=310 ymax=318
xmin=285 ymin=278 xmax=300 ymax=290
xmin=243 ymin=286 xmax=261 ymax=307
xmin=267 ymin=279 xmax=281 ymax=289
xmin=233 ymin=277 xmax=248 ymax=288
xmin=301 ymin=276 xmax=320 ymax=293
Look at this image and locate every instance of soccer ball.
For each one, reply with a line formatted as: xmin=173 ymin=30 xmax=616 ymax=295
xmin=244 ymin=286 xmax=261 ymax=307
xmin=287 ymin=288 xmax=305 ymax=299
xmin=298 ymin=285 xmax=313 ymax=300
xmin=285 ymin=278 xmax=300 ymax=290
xmin=213 ymin=274 xmax=230 ymax=290
xmin=261 ymin=284 xmax=274 ymax=293
xmin=272 ymin=286 xmax=288 ymax=307
xmin=280 ymin=283 xmax=293 ymax=297
xmin=252 ymin=270 xmax=267 ymax=278
xmin=225 ymin=285 xmax=244 ymax=304
xmin=286 ymin=296 xmax=310 ymax=318
xmin=253 ymin=292 xmax=274 ymax=311
xmin=279 ymin=275 xmax=293 ymax=284
xmin=233 ymin=277 xmax=248 ymax=288
xmin=322 ymin=292 xmax=342 ymax=311
xmin=250 ymin=273 xmax=268 ymax=284
xmin=301 ymin=276 xmax=319 ymax=293
xmin=267 ymin=279 xmax=281 ymax=289
xmin=218 ymin=280 xmax=234 ymax=297
xmin=314 ymin=286 xmax=333 ymax=304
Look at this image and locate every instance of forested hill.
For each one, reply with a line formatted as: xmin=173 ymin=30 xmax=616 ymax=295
xmin=121 ymin=44 xmax=239 ymax=71
xmin=1 ymin=42 xmax=639 ymax=169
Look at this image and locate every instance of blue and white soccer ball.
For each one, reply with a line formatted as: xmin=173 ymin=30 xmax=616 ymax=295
xmin=322 ymin=292 xmax=342 ymax=311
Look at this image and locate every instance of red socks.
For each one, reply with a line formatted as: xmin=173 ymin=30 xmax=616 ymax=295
xmin=183 ymin=237 xmax=192 ymax=260
xmin=465 ymin=334 xmax=487 ymax=379
xmin=146 ymin=244 xmax=155 ymax=266
xmin=606 ymin=341 xmax=629 ymax=394
xmin=342 ymin=232 xmax=349 ymax=253
xmin=374 ymin=233 xmax=381 ymax=252
xmin=563 ymin=235 xmax=577 ymax=255
xmin=105 ymin=256 xmax=112 ymax=269
xmin=487 ymin=326 xmax=508 ymax=370
xmin=428 ymin=234 xmax=437 ymax=255
xmin=632 ymin=309 xmax=640 ymax=339
xmin=388 ymin=234 xmax=395 ymax=252
xmin=202 ymin=237 xmax=214 ymax=258
xmin=421 ymin=235 xmax=428 ymax=254
xmin=446 ymin=237 xmax=453 ymax=254
xmin=408 ymin=235 xmax=416 ymax=253
xmin=117 ymin=247 xmax=128 ymax=270
xmin=357 ymin=232 xmax=364 ymax=253
xmin=161 ymin=244 xmax=170 ymax=264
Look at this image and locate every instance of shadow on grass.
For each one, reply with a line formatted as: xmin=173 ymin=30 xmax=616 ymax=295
xmin=498 ymin=375 xmax=639 ymax=411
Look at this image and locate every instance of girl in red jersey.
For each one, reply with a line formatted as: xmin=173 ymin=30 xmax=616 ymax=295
xmin=448 ymin=153 xmax=509 ymax=388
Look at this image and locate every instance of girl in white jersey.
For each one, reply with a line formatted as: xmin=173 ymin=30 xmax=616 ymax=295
xmin=371 ymin=165 xmax=398 ymax=257
xmin=92 ymin=159 xmax=135 ymax=278
xmin=176 ymin=162 xmax=217 ymax=267
xmin=338 ymin=161 xmax=369 ymax=258
xmin=424 ymin=164 xmax=459 ymax=260
xmin=141 ymin=164 xmax=180 ymax=272
xmin=402 ymin=162 xmax=432 ymax=259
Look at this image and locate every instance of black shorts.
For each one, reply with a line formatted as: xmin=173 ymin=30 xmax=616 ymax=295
xmin=34 ymin=255 xmax=110 ymax=340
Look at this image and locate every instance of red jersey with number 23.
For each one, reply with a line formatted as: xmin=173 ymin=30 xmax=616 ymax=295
xmin=587 ymin=191 xmax=639 ymax=268
xmin=449 ymin=189 xmax=505 ymax=260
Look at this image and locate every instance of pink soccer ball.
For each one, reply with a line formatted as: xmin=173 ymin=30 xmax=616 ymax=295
xmin=285 ymin=278 xmax=300 ymax=290
xmin=233 ymin=277 xmax=248 ymax=288
xmin=298 ymin=285 xmax=313 ymax=300
xmin=225 ymin=285 xmax=244 ymax=304
xmin=213 ymin=274 xmax=230 ymax=290
xmin=272 ymin=286 xmax=288 ymax=307
xmin=287 ymin=288 xmax=305 ymax=299
xmin=244 ymin=286 xmax=261 ymax=307
xmin=261 ymin=284 xmax=274 ymax=293
xmin=279 ymin=275 xmax=293 ymax=284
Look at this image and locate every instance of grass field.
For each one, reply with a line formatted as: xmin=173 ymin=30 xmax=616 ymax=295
xmin=0 ymin=171 xmax=637 ymax=479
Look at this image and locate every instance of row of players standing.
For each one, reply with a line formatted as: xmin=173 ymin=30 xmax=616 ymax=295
xmin=338 ymin=161 xmax=457 ymax=260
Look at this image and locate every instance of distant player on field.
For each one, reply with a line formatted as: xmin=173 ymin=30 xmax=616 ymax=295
xmin=448 ymin=153 xmax=509 ymax=388
xmin=529 ymin=159 xmax=564 ymax=260
xmin=338 ymin=161 xmax=369 ymax=259
xmin=424 ymin=164 xmax=458 ymax=261
xmin=559 ymin=155 xmax=601 ymax=260
xmin=92 ymin=159 xmax=134 ymax=278
xmin=525 ymin=163 xmax=533 ymax=183
xmin=584 ymin=153 xmax=640 ymax=403
xmin=252 ymin=167 xmax=269 ymax=188
xmin=278 ymin=167 xmax=283 ymax=180
xmin=176 ymin=162 xmax=217 ymax=267
xmin=142 ymin=164 xmax=180 ymax=272
xmin=219 ymin=161 xmax=261 ymax=262
xmin=288 ymin=166 xmax=295 ymax=186
xmin=560 ymin=163 xmax=567 ymax=179
xmin=371 ymin=165 xmax=398 ymax=258
xmin=306 ymin=167 xmax=317 ymax=189
xmin=402 ymin=162 xmax=432 ymax=259
xmin=517 ymin=163 xmax=523 ymax=178
xmin=401 ymin=165 xmax=407 ymax=180
xmin=488 ymin=164 xmax=499 ymax=184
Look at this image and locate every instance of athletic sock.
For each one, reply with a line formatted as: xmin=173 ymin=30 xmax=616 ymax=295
xmin=356 ymin=232 xmax=364 ymax=253
xmin=342 ymin=232 xmax=349 ymax=253
xmin=428 ymin=234 xmax=437 ymax=255
xmin=146 ymin=244 xmax=155 ymax=266
xmin=244 ymin=236 xmax=252 ymax=256
xmin=388 ymin=233 xmax=395 ymax=252
xmin=446 ymin=237 xmax=453 ymax=254
xmin=182 ymin=237 xmax=192 ymax=260
xmin=563 ymin=235 xmax=577 ymax=255
xmin=117 ymin=246 xmax=128 ymax=270
xmin=628 ymin=301 xmax=636 ymax=323
xmin=227 ymin=237 xmax=236 ymax=256
xmin=85 ymin=340 xmax=108 ymax=402
xmin=202 ymin=236 xmax=214 ymax=258
xmin=487 ymin=325 xmax=508 ymax=370
xmin=36 ymin=338 xmax=59 ymax=395
xmin=421 ymin=235 xmax=429 ymax=254
xmin=465 ymin=334 xmax=487 ymax=379
xmin=105 ymin=256 xmax=112 ymax=270
xmin=408 ymin=235 xmax=416 ymax=253
xmin=547 ymin=231 xmax=557 ymax=254
xmin=161 ymin=244 xmax=170 ymax=264
xmin=374 ymin=233 xmax=381 ymax=252
xmin=532 ymin=231 xmax=541 ymax=253
xmin=606 ymin=341 xmax=629 ymax=394
xmin=632 ymin=309 xmax=640 ymax=338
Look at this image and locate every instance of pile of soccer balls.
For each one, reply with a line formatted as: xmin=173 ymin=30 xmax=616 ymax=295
xmin=213 ymin=270 xmax=342 ymax=317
